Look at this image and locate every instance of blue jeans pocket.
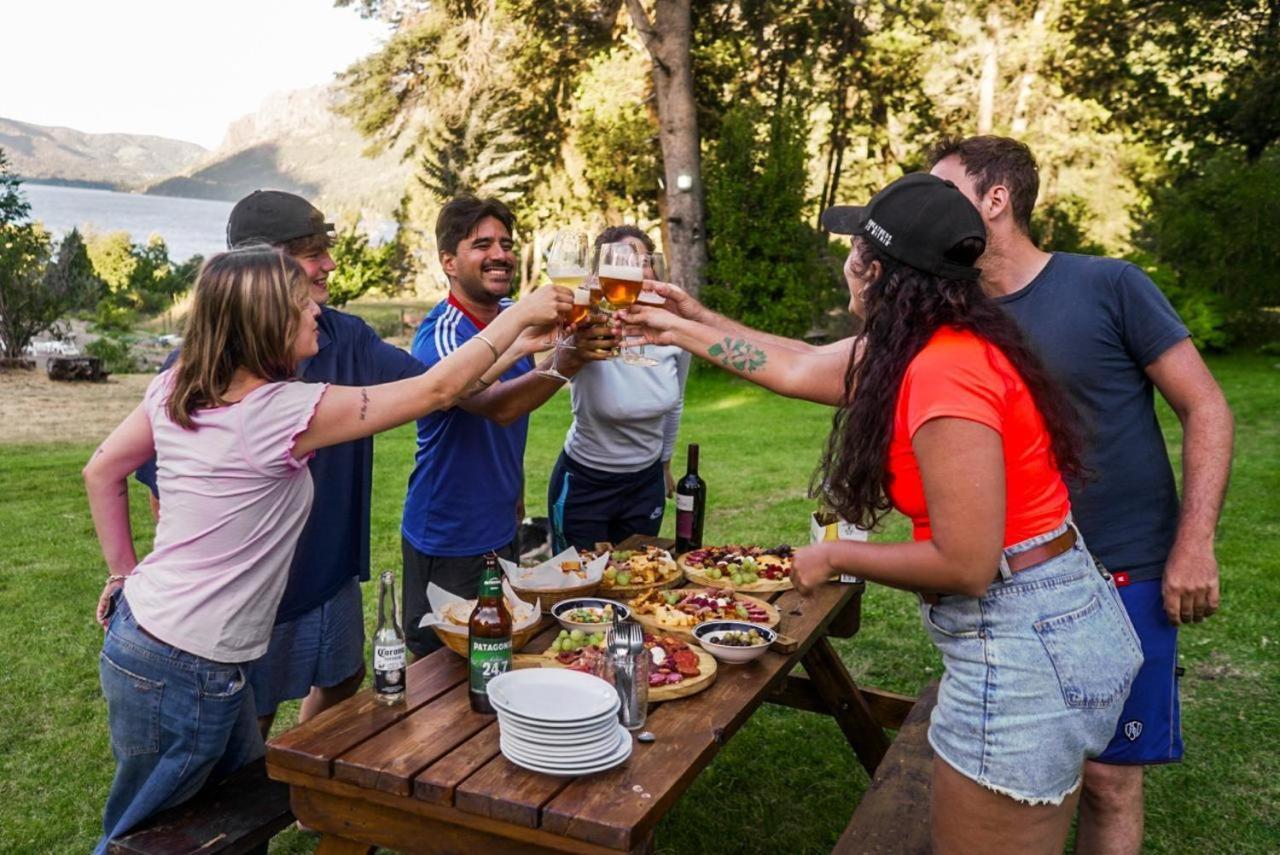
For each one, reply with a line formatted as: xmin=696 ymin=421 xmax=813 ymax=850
xmin=100 ymin=651 xmax=163 ymax=757
xmin=921 ymin=601 xmax=982 ymax=639
xmin=198 ymin=665 xmax=246 ymax=701
xmin=1034 ymin=595 xmax=1142 ymax=709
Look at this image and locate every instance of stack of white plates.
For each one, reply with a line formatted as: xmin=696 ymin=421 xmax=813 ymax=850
xmin=486 ymin=669 xmax=633 ymax=776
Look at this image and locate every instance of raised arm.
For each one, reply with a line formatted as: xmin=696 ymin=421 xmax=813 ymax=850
xmin=83 ymin=403 xmax=158 ymax=626
xmin=641 ymin=280 xmax=828 ymax=355
xmin=294 ymin=285 xmax=571 ymax=455
xmin=624 ymin=303 xmax=857 ymax=406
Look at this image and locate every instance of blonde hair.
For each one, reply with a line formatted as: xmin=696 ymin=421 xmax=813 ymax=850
xmin=167 ymin=247 xmax=310 ymax=429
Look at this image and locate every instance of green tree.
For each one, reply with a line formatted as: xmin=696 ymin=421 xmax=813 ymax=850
xmin=0 ymin=150 xmax=99 ymax=358
xmin=86 ymin=232 xmax=189 ymax=326
xmin=1141 ymin=149 xmax=1280 ymax=342
xmin=327 ymin=228 xmax=404 ymax=307
xmin=702 ymin=104 xmax=835 ymax=337
xmin=1057 ymin=0 xmax=1280 ymax=164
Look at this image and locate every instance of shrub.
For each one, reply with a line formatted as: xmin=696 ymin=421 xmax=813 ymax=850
xmin=1142 ymin=149 xmax=1280 ymax=342
xmin=1127 ymin=252 xmax=1230 ymax=351
xmin=702 ymin=104 xmax=838 ymax=337
xmin=85 ymin=336 xmax=139 ymax=374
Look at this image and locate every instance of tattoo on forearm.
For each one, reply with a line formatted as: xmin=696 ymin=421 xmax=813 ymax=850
xmin=359 ymin=388 xmax=369 ymax=421
xmin=707 ymin=337 xmax=768 ymax=373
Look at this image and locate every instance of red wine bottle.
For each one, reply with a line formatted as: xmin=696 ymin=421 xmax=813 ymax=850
xmin=675 ymin=444 xmax=706 ymax=554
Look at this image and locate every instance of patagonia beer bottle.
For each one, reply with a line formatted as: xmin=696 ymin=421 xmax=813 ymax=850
xmin=468 ymin=552 xmax=512 ymax=713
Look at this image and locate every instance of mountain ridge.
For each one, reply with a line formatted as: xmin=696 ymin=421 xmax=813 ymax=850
xmin=0 ymin=117 xmax=206 ymax=189
xmin=4 ymin=86 xmax=411 ymax=220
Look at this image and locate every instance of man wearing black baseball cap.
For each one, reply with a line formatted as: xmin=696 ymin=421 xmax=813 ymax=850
xmin=137 ymin=189 xmax=426 ymax=739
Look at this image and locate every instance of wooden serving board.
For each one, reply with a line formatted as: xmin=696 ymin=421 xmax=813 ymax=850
xmin=587 ymin=544 xmax=683 ymax=600
xmin=512 ymin=645 xmax=717 ymax=702
xmin=680 ymin=560 xmax=793 ymax=593
xmin=677 ymin=552 xmax=795 ymax=593
xmin=595 ymin=571 xmax=683 ymax=600
xmin=628 ymin=589 xmax=782 ymax=645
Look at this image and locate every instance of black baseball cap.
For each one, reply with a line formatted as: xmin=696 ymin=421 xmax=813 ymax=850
xmin=226 ymin=190 xmax=335 ymax=249
xmin=821 ymin=173 xmax=985 ymax=280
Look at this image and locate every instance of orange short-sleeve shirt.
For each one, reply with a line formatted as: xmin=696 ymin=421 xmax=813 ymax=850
xmin=886 ymin=327 xmax=1070 ymax=546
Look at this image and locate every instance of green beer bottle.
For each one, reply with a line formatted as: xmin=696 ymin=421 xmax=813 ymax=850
xmin=468 ymin=552 xmax=512 ymax=714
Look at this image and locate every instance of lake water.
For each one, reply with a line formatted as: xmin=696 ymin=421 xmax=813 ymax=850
xmin=22 ymin=183 xmax=234 ymax=262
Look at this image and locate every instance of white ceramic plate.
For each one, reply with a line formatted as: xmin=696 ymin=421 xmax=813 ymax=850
xmin=500 ymin=730 xmax=622 ymax=763
xmin=498 ymin=715 xmax=619 ymax=745
xmin=493 ymin=702 xmax=619 ymax=731
xmin=487 ymin=669 xmax=619 ymax=723
xmin=501 ymin=726 xmax=633 ymax=776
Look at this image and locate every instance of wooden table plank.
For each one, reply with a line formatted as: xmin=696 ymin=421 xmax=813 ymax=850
xmin=455 ymin=752 xmax=578 ymax=828
xmin=267 ymin=649 xmax=467 ymax=778
xmin=274 ymin=765 xmax=631 ymax=854
xmin=413 ymin=723 xmax=502 ymax=806
xmin=539 ymin=582 xmax=857 ymax=850
xmin=333 ymin=683 xmax=494 ymax=795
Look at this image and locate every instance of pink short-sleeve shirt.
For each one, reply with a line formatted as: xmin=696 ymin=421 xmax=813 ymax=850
xmin=123 ymin=370 xmax=328 ymax=662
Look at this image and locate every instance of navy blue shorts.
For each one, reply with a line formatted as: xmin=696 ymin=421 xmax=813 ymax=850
xmin=1094 ymin=577 xmax=1184 ymax=765
xmin=547 ymin=451 xmax=666 ymax=552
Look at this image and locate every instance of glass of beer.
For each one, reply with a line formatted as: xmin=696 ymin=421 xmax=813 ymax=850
xmin=595 ymin=241 xmax=644 ymax=310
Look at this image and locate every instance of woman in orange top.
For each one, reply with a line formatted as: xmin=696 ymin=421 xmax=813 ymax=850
xmin=625 ymin=174 xmax=1142 ymax=853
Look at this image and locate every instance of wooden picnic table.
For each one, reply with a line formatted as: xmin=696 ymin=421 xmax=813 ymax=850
xmin=266 ymin=536 xmax=912 ymax=854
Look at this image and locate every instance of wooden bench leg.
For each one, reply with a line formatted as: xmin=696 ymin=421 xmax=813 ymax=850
xmin=801 ymin=637 xmax=890 ymax=776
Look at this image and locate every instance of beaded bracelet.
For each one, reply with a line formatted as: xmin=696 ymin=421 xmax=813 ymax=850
xmin=105 ymin=574 xmax=128 ymax=586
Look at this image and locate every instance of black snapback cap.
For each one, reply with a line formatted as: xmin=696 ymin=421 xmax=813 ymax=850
xmin=226 ymin=190 xmax=335 ymax=249
xmin=821 ymin=173 xmax=986 ymax=280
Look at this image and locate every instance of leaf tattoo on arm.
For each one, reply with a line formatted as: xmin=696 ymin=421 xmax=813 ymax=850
xmin=707 ymin=337 xmax=767 ymax=373
xmin=359 ymin=388 xmax=370 ymax=421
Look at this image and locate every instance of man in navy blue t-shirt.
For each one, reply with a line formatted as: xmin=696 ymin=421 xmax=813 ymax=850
xmin=932 ymin=138 xmax=1234 ymax=853
xmin=400 ymin=196 xmax=610 ymax=656
xmin=137 ymin=191 xmax=425 ymax=737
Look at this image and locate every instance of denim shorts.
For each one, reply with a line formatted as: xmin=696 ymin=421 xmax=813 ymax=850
xmin=921 ymin=523 xmax=1144 ymax=805
xmin=245 ymin=575 xmax=365 ymax=717
xmin=95 ymin=592 xmax=264 ymax=854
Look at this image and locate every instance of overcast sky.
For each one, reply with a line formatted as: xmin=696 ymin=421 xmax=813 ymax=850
xmin=2 ymin=0 xmax=390 ymax=149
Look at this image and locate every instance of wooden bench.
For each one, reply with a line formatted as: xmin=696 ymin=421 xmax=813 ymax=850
xmin=107 ymin=758 xmax=293 ymax=855
xmin=834 ymin=682 xmax=939 ymax=855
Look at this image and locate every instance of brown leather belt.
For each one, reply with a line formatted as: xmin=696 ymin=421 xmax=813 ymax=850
xmin=921 ymin=527 xmax=1077 ymax=605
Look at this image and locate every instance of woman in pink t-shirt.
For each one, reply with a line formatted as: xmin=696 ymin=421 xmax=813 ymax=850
xmin=82 ymin=247 xmax=568 ymax=851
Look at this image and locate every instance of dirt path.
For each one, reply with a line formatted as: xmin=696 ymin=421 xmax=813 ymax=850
xmin=0 ymin=370 xmax=153 ymax=445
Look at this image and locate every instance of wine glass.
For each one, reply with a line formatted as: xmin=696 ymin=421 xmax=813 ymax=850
xmin=539 ymin=229 xmax=590 ymax=381
xmin=621 ymin=251 xmax=665 ymax=366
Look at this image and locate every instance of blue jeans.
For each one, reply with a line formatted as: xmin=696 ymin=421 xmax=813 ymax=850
xmin=921 ymin=523 xmax=1144 ymax=805
xmin=95 ymin=592 xmax=264 ymax=854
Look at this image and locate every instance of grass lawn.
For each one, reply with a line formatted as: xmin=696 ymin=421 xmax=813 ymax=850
xmin=0 ymin=355 xmax=1276 ymax=853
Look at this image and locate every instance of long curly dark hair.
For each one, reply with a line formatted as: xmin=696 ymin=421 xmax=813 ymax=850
xmin=815 ymin=236 xmax=1087 ymax=529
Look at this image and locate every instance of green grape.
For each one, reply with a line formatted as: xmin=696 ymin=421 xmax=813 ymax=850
xmin=570 ymin=629 xmax=585 ymax=641
xmin=708 ymin=567 xmax=722 ymax=579
xmin=615 ymin=572 xmax=631 ymax=586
